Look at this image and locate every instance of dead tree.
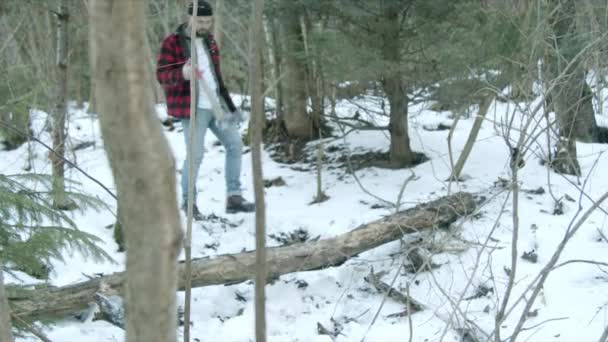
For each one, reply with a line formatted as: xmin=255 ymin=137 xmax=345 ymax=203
xmin=8 ymin=192 xmax=476 ymax=320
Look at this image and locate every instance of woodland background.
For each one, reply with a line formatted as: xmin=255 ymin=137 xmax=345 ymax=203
xmin=2 ymin=0 xmax=608 ymax=341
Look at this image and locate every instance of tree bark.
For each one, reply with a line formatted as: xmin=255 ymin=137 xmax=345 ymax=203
xmin=263 ymin=16 xmax=284 ymax=122
xmin=382 ymin=2 xmax=415 ymax=167
xmin=213 ymin=0 xmax=223 ymax=49
xmin=8 ymin=192 xmax=476 ymax=320
xmin=184 ymin=2 xmax=201 ymax=340
xmin=86 ymin=0 xmax=97 ymax=114
xmin=546 ymin=0 xmax=597 ymax=175
xmin=90 ymin=1 xmax=182 ymax=342
xmin=0 ymin=266 xmax=14 ymax=342
xmin=279 ymin=8 xmax=312 ymax=139
xmin=250 ymin=0 xmax=267 ymax=339
xmin=449 ymin=93 xmax=495 ymax=181
xmin=300 ymin=12 xmax=323 ymax=129
xmin=146 ymin=26 xmax=166 ymax=104
xmin=51 ymin=0 xmax=69 ymax=209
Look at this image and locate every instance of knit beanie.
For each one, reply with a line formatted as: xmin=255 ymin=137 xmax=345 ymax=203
xmin=188 ymin=1 xmax=213 ymax=16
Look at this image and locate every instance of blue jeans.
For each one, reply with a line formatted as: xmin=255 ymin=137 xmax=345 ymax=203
xmin=180 ymin=108 xmax=243 ymax=203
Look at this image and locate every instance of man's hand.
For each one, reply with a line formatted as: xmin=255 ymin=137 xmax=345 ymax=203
xmin=182 ymin=59 xmax=202 ymax=80
xmin=218 ymin=109 xmax=246 ymax=129
xmin=231 ymin=109 xmax=246 ymax=123
xmin=226 ymin=109 xmax=246 ymax=124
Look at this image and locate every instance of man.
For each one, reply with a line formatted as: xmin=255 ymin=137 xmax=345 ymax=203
xmin=156 ymin=1 xmax=254 ymax=220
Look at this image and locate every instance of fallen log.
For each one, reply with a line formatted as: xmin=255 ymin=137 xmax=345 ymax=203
xmin=8 ymin=192 xmax=476 ymax=320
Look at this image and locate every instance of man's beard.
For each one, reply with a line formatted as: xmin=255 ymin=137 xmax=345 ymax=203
xmin=187 ymin=23 xmax=210 ymax=37
xmin=196 ymin=29 xmax=210 ymax=37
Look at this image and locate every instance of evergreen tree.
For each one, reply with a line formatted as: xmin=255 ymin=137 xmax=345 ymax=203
xmin=1 ymin=173 xmax=112 ymax=279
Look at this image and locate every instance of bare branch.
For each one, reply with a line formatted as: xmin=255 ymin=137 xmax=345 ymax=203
xmin=0 ymin=120 xmax=117 ymax=201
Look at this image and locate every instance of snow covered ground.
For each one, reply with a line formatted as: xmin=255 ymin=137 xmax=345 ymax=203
xmin=3 ymin=94 xmax=608 ymax=342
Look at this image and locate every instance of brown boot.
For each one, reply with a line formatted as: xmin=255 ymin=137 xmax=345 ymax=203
xmin=226 ymin=195 xmax=255 ymax=214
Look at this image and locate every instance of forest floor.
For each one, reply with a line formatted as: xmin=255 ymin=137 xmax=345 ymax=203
xmin=4 ymin=92 xmax=608 ymax=342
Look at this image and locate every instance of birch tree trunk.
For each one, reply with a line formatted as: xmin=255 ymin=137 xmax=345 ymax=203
xmin=250 ymin=0 xmax=267 ymax=339
xmin=90 ymin=1 xmax=182 ymax=342
xmin=0 ymin=267 xmax=14 ymax=342
xmin=51 ymin=0 xmax=69 ymax=209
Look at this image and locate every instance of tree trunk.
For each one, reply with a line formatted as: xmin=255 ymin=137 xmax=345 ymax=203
xmin=90 ymin=1 xmax=182 ymax=342
xmin=8 ymin=192 xmax=475 ymax=320
xmin=145 ymin=26 xmax=166 ymax=104
xmin=88 ymin=78 xmax=97 ymax=113
xmin=546 ymin=0 xmax=591 ymax=175
xmin=0 ymin=265 xmax=14 ymax=342
xmin=449 ymin=94 xmax=495 ymax=181
xmin=213 ymin=0 xmax=223 ymax=49
xmin=552 ymin=68 xmax=598 ymax=144
xmin=382 ymin=3 xmax=415 ymax=167
xmin=263 ymin=16 xmax=283 ymax=128
xmin=263 ymin=16 xmax=284 ymax=121
xmin=250 ymin=0 xmax=267 ymax=339
xmin=279 ymin=9 xmax=311 ymax=139
xmin=584 ymin=0 xmax=604 ymax=117
xmin=552 ymin=136 xmax=581 ymax=176
xmin=51 ymin=0 xmax=69 ymax=209
xmin=87 ymin=2 xmax=97 ymax=114
xmin=386 ymin=78 xmax=414 ymax=167
xmin=550 ymin=1 xmax=601 ymax=153
xmin=595 ymin=60 xmax=604 ymax=117
xmin=300 ymin=12 xmax=323 ymax=129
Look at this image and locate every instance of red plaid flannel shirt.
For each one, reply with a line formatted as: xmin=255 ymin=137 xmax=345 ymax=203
xmin=156 ymin=24 xmax=236 ymax=118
